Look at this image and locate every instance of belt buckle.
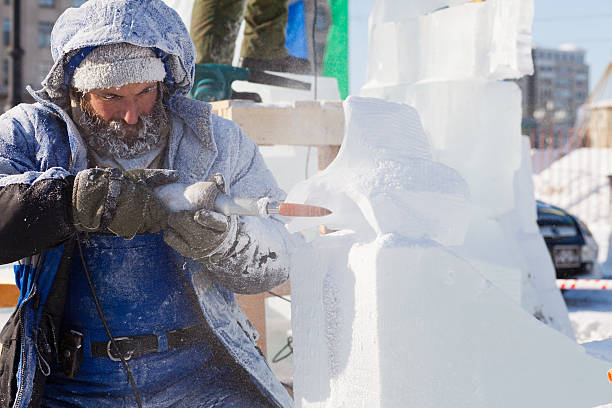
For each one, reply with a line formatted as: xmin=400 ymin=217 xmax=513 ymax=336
xmin=107 ymin=337 xmax=134 ymax=362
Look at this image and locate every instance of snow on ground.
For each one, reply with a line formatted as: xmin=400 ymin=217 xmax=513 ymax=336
xmin=565 ymin=290 xmax=612 ymax=344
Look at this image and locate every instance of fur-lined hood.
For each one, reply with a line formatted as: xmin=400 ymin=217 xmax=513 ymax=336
xmin=41 ymin=0 xmax=195 ymax=99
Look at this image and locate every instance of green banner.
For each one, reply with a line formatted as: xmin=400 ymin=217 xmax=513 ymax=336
xmin=323 ymin=0 xmax=349 ymax=99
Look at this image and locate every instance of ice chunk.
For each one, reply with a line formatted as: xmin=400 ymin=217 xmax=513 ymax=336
xmin=292 ymin=238 xmax=612 ymax=407
xmin=286 ymin=96 xmax=470 ymax=245
xmin=419 ymin=3 xmax=493 ymax=81
xmin=489 ymin=136 xmax=575 ymax=338
xmin=509 ymin=136 xmax=539 ymax=234
xmin=369 ymin=0 xmax=465 ymax=23
xmin=409 ymin=79 xmax=522 ymax=216
xmin=364 ymin=21 xmax=420 ymax=87
xmin=517 ymin=232 xmax=575 ymax=337
xmin=451 ymin=209 xmax=524 ymax=303
xmin=489 ymin=0 xmax=535 ymax=79
xmin=363 ymin=0 xmax=534 ymax=91
xmin=419 ymin=0 xmax=534 ymax=80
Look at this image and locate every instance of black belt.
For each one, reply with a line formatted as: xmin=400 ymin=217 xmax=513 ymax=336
xmin=90 ymin=323 xmax=206 ymax=361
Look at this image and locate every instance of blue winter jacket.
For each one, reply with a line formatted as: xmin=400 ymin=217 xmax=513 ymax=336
xmin=0 ymin=0 xmax=293 ymax=407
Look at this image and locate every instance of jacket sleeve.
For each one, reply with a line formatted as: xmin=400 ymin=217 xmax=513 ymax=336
xmin=204 ymin=123 xmax=300 ymax=294
xmin=0 ymin=109 xmax=76 ymax=264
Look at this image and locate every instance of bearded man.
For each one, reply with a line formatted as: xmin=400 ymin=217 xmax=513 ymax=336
xmin=0 ymin=1 xmax=294 ymax=407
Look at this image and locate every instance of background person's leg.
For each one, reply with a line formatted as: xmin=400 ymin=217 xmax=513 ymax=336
xmin=190 ymin=0 xmax=247 ymax=64
xmin=239 ymin=0 xmax=311 ymax=73
xmin=241 ymin=0 xmax=289 ymax=60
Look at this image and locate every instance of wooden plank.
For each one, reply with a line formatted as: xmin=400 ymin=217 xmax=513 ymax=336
xmin=318 ymin=145 xmax=341 ymax=170
xmin=234 ymin=281 xmax=293 ymax=357
xmin=0 ymin=284 xmax=19 ymax=308
xmin=235 ymin=293 xmax=267 ymax=355
xmin=211 ymin=100 xmax=344 ymax=146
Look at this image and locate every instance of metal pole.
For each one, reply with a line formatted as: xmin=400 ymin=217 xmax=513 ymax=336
xmin=5 ymin=0 xmax=23 ymax=111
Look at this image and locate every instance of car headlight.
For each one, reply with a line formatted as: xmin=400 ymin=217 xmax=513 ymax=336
xmin=581 ymin=243 xmax=597 ymax=263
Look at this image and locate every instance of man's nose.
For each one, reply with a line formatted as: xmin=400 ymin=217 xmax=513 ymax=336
xmin=121 ymin=100 xmax=140 ymax=125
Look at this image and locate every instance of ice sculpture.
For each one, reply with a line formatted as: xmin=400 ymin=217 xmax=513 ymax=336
xmin=360 ymin=0 xmax=570 ymax=335
xmin=289 ymin=96 xmax=612 ymax=408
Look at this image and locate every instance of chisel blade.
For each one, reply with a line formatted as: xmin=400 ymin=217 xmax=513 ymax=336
xmin=276 ymin=203 xmax=332 ymax=217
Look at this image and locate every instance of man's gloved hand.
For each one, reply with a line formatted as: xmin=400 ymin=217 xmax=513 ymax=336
xmin=162 ymin=176 xmax=237 ymax=263
xmin=164 ymin=209 xmax=235 ymax=263
xmin=72 ymin=167 xmax=179 ymax=239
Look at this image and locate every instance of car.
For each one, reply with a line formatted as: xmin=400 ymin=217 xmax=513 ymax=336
xmin=536 ymin=200 xmax=599 ymax=278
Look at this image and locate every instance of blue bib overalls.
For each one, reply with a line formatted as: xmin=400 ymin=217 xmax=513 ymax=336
xmin=41 ymin=234 xmax=271 ymax=407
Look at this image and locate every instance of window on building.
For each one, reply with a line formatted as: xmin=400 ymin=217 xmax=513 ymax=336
xmin=3 ymin=19 xmax=9 ymax=46
xmin=3 ymin=0 xmax=9 ymax=5
xmin=38 ymin=22 xmax=53 ymax=47
xmin=72 ymin=0 xmax=87 ymax=6
xmin=38 ymin=0 xmax=54 ymax=7
xmin=556 ymin=78 xmax=570 ymax=87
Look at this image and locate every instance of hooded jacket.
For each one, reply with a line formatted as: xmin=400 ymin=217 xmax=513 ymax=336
xmin=0 ymin=1 xmax=293 ymax=407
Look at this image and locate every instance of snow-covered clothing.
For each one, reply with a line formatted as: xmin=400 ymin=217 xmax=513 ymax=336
xmin=41 ymin=233 xmax=271 ymax=408
xmin=0 ymin=0 xmax=293 ymax=407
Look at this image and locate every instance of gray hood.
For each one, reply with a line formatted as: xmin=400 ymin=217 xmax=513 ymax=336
xmin=41 ymin=0 xmax=195 ymax=99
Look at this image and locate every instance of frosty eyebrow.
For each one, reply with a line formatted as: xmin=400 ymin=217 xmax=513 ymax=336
xmin=95 ymin=85 xmax=156 ymax=100
xmin=138 ymin=85 xmax=157 ymax=95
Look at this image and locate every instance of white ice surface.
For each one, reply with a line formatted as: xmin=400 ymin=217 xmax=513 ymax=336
xmin=363 ymin=0 xmax=533 ymax=92
xmin=292 ymin=234 xmax=612 ymax=407
xmin=408 ymin=79 xmax=523 ymax=217
xmin=286 ymin=96 xmax=470 ymax=245
xmin=290 ymin=96 xmax=611 ymax=407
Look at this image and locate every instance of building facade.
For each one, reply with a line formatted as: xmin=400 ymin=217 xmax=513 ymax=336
xmin=517 ymin=45 xmax=589 ymax=147
xmin=0 ymin=0 xmax=86 ymax=110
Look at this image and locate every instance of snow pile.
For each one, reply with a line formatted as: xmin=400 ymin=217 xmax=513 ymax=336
xmin=361 ymin=0 xmax=571 ymax=336
xmin=532 ymin=148 xmax=612 ymax=267
xmin=289 ymin=96 xmax=612 ymax=407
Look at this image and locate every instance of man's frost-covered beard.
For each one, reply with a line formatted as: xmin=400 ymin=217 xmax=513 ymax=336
xmin=77 ymin=93 xmax=168 ymax=159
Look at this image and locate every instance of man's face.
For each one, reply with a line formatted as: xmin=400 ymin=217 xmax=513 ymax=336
xmin=76 ymin=81 xmax=167 ymax=159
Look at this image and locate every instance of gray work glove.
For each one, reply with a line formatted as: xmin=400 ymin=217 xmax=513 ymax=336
xmin=164 ymin=208 xmax=236 ymax=262
xmin=72 ymin=167 xmax=179 ymax=239
xmin=163 ymin=177 xmax=237 ymax=262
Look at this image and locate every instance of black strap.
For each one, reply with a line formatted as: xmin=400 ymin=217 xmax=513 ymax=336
xmin=90 ymin=323 xmax=206 ymax=359
xmin=76 ymin=236 xmax=143 ymax=408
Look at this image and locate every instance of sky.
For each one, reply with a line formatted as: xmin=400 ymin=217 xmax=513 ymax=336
xmin=532 ymin=0 xmax=612 ymax=93
xmin=348 ymin=0 xmax=612 ymax=95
